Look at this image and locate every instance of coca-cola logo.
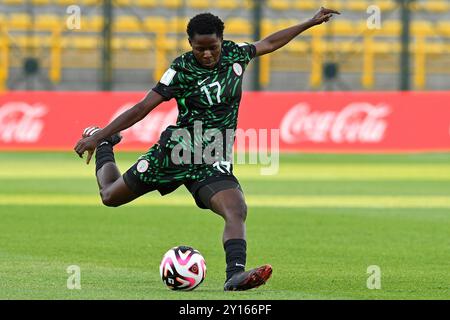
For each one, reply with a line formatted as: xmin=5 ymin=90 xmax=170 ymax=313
xmin=110 ymin=103 xmax=178 ymax=143
xmin=0 ymin=102 xmax=47 ymax=143
xmin=280 ymin=102 xmax=390 ymax=144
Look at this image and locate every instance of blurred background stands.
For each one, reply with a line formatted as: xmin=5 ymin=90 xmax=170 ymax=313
xmin=0 ymin=0 xmax=449 ymax=91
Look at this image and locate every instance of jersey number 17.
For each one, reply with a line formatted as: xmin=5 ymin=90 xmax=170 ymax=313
xmin=201 ymin=81 xmax=222 ymax=106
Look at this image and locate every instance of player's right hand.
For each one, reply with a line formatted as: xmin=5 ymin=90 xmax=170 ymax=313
xmin=310 ymin=7 xmax=340 ymax=25
xmin=74 ymin=126 xmax=101 ymax=164
xmin=74 ymin=136 xmax=98 ymax=165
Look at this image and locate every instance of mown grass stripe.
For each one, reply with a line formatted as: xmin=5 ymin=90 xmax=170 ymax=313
xmin=1 ymin=194 xmax=449 ymax=208
xmin=2 ymin=164 xmax=450 ymax=180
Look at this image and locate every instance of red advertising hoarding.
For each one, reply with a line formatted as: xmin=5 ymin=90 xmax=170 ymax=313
xmin=0 ymin=91 xmax=449 ymax=152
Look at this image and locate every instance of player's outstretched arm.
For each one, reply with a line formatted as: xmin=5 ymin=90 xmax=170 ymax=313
xmin=253 ymin=7 xmax=340 ymax=57
xmin=74 ymin=90 xmax=165 ymax=164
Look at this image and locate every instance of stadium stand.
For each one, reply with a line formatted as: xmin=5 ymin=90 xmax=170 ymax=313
xmin=3 ymin=0 xmax=23 ymax=4
xmin=135 ymin=0 xmax=158 ymax=9
xmin=161 ymin=0 xmax=183 ymax=9
xmin=215 ymin=0 xmax=240 ymax=10
xmin=346 ymin=0 xmax=370 ymax=11
xmin=267 ymin=0 xmax=291 ymax=11
xmin=414 ymin=0 xmax=450 ymax=13
xmin=0 ymin=0 xmax=449 ymax=91
xmin=55 ymin=0 xmax=78 ymax=5
xmin=292 ymin=0 xmax=317 ymax=11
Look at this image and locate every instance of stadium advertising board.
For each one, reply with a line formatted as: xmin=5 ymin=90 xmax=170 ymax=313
xmin=0 ymin=91 xmax=449 ymax=152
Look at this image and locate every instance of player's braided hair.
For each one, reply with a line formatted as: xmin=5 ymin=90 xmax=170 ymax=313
xmin=187 ymin=13 xmax=225 ymax=39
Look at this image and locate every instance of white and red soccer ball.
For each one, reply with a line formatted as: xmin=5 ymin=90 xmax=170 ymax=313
xmin=159 ymin=245 xmax=206 ymax=291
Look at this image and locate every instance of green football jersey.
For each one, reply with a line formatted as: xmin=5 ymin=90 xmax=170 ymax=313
xmin=152 ymin=40 xmax=256 ymax=163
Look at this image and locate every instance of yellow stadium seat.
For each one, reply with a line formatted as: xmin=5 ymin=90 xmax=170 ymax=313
xmin=135 ymin=0 xmax=157 ymax=7
xmin=60 ymin=37 xmax=72 ymax=49
xmin=425 ymin=43 xmax=445 ymax=55
xmin=225 ymin=18 xmax=252 ymax=35
xmin=63 ymin=36 xmax=99 ymax=49
xmin=115 ymin=0 xmax=132 ymax=6
xmin=159 ymin=37 xmax=177 ymax=50
xmin=373 ymin=0 xmax=397 ymax=11
xmin=420 ymin=0 xmax=450 ymax=13
xmin=124 ymin=38 xmax=152 ymax=50
xmin=182 ymin=40 xmax=192 ymax=51
xmin=83 ymin=15 xmax=103 ymax=32
xmin=7 ymin=13 xmax=32 ymax=30
xmin=436 ymin=21 xmax=450 ymax=37
xmin=114 ymin=16 xmax=143 ymax=32
xmin=4 ymin=0 xmax=23 ymax=4
xmin=372 ymin=41 xmax=394 ymax=54
xmin=241 ymin=0 xmax=254 ymax=10
xmin=321 ymin=1 xmax=344 ymax=11
xmin=31 ymin=0 xmax=50 ymax=5
xmin=346 ymin=0 xmax=369 ymax=11
xmin=327 ymin=20 xmax=354 ymax=35
xmin=261 ymin=19 xmax=276 ymax=36
xmin=162 ymin=0 xmax=182 ymax=9
xmin=339 ymin=41 xmax=364 ymax=52
xmin=292 ymin=0 xmax=316 ymax=11
xmin=111 ymin=38 xmax=124 ymax=50
xmin=170 ymin=16 xmax=189 ymax=33
xmin=144 ymin=16 xmax=171 ymax=34
xmin=187 ymin=0 xmax=210 ymax=9
xmin=55 ymin=0 xmax=77 ymax=5
xmin=34 ymin=14 xmax=62 ymax=31
xmin=411 ymin=21 xmax=435 ymax=37
xmin=0 ymin=14 xmax=6 ymax=26
xmin=15 ymin=36 xmax=52 ymax=48
xmin=353 ymin=20 xmax=371 ymax=34
xmin=378 ymin=20 xmax=401 ymax=36
xmin=275 ymin=19 xmax=298 ymax=30
xmin=267 ymin=0 xmax=290 ymax=11
xmin=444 ymin=44 xmax=450 ymax=54
xmin=216 ymin=0 xmax=239 ymax=10
xmin=82 ymin=0 xmax=100 ymax=6
xmin=284 ymin=40 xmax=309 ymax=53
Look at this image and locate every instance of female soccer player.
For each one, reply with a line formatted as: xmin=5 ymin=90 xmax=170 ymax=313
xmin=75 ymin=8 xmax=339 ymax=291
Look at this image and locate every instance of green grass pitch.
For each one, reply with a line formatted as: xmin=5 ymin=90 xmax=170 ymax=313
xmin=0 ymin=151 xmax=449 ymax=299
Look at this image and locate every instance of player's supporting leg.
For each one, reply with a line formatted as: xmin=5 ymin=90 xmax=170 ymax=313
xmin=209 ymin=188 xmax=272 ymax=291
xmin=209 ymin=188 xmax=247 ymax=243
xmin=87 ymin=129 xmax=139 ymax=207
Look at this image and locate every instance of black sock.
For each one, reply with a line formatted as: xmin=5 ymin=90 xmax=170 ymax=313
xmin=95 ymin=142 xmax=115 ymax=173
xmin=224 ymin=239 xmax=247 ymax=281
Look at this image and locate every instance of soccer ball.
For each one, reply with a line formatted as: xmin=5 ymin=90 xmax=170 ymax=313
xmin=159 ymin=245 xmax=206 ymax=291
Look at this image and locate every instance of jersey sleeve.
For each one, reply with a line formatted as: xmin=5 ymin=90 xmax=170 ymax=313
xmin=236 ymin=42 xmax=257 ymax=65
xmin=152 ymin=64 xmax=184 ymax=101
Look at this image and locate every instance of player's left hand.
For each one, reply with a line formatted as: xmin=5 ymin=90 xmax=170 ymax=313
xmin=310 ymin=7 xmax=340 ymax=25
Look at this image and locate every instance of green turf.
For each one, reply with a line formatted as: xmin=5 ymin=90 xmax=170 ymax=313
xmin=0 ymin=152 xmax=449 ymax=299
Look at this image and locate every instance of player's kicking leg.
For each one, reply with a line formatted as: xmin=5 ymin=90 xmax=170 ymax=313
xmin=208 ymin=187 xmax=272 ymax=291
xmin=83 ymin=126 xmax=140 ymax=207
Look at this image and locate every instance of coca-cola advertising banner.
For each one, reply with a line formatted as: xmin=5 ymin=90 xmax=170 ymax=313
xmin=0 ymin=91 xmax=449 ymax=152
